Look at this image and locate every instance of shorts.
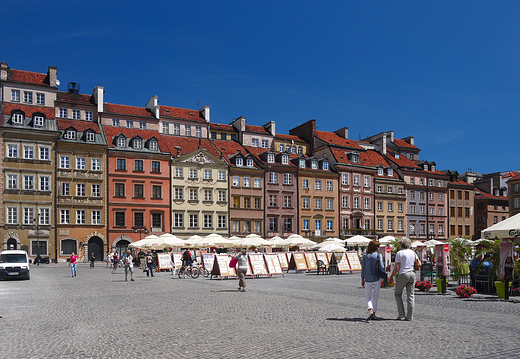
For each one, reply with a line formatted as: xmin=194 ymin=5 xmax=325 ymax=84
xmin=125 ymin=265 xmax=133 ymax=274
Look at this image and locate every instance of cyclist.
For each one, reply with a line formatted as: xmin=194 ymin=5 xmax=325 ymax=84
xmin=181 ymin=249 xmax=193 ymax=274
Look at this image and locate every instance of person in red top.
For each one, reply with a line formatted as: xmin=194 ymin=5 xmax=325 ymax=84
xmin=70 ymin=252 xmax=78 ymax=277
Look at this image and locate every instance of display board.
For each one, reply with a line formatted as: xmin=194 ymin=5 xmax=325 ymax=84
xmin=157 ymin=253 xmax=173 ymax=271
xmin=277 ymin=252 xmax=289 ymax=271
xmin=332 ymin=252 xmax=351 ymax=273
xmin=170 ymin=252 xmax=183 ymax=272
xmin=202 ymin=254 xmax=215 ymax=272
xmin=288 ymin=252 xmax=308 ymax=272
xmin=304 ymin=252 xmax=317 ymax=271
xmin=345 ymin=252 xmax=362 ymax=271
xmin=248 ymin=254 xmax=269 ymax=277
xmin=264 ymin=254 xmax=284 ymax=277
xmin=315 ymin=252 xmax=329 ymax=265
xmin=210 ymin=254 xmax=236 ymax=279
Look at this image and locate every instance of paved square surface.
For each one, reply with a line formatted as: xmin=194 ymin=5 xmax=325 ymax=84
xmin=1 ymin=263 xmax=518 ymax=358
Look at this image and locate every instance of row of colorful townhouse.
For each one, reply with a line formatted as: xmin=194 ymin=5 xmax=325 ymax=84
xmin=0 ymin=63 xmax=492 ymax=262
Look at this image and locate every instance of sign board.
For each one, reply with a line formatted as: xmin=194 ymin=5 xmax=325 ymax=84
xmin=248 ymin=254 xmax=269 ymax=277
xmin=277 ymin=252 xmax=289 ymax=271
xmin=315 ymin=252 xmax=329 ymax=266
xmin=264 ymin=254 xmax=284 ymax=277
xmin=289 ymin=252 xmax=308 ymax=272
xmin=378 ymin=247 xmax=392 ymax=272
xmin=345 ymin=252 xmax=362 ymax=271
xmin=170 ymin=252 xmax=183 ymax=270
xmin=334 ymin=252 xmax=352 ymax=273
xmin=500 ymin=242 xmax=514 ymax=281
xmin=202 ymin=254 xmax=215 ymax=272
xmin=435 ymin=243 xmax=450 ymax=277
xmin=304 ymin=252 xmax=317 ymax=271
xmin=157 ymin=253 xmax=173 ymax=271
xmin=211 ymin=254 xmax=236 ymax=279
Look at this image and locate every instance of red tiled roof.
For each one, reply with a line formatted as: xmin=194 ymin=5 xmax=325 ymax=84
xmin=393 ymin=138 xmax=419 ymax=150
xmin=7 ymin=69 xmax=50 ymax=86
xmin=474 ymin=189 xmax=508 ymax=200
xmin=103 ymin=126 xmax=169 ymax=151
xmin=449 ymin=179 xmax=474 ymax=187
xmin=57 ymin=119 xmax=101 ymax=133
xmin=57 ymin=91 xmax=94 ymax=105
xmin=245 ymin=124 xmax=270 ymax=135
xmin=159 ymin=106 xmax=206 ymax=123
xmin=503 ymin=170 xmax=519 ymax=178
xmin=210 ymin=123 xmax=235 ymax=131
xmin=2 ymin=103 xmax=55 ymax=119
xmin=160 ymin=135 xmax=220 ymax=158
xmin=507 ymin=173 xmax=520 ymax=182
xmin=275 ymin=133 xmax=305 ymax=142
xmin=103 ymin=103 xmax=154 ymax=118
xmin=315 ymin=130 xmax=364 ymax=150
xmin=385 ymin=149 xmax=421 ymax=169
xmin=212 ymin=140 xmax=260 ymax=167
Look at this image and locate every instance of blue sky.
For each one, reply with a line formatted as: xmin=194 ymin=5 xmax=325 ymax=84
xmin=4 ymin=1 xmax=520 ymax=174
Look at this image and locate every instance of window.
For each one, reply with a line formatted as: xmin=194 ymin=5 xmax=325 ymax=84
xmin=162 ymin=123 xmax=169 ymax=134
xmin=23 ymin=207 xmax=35 ymax=225
xmin=283 ymin=195 xmax=292 ymax=208
xmin=60 ymin=182 xmax=70 ymax=196
xmin=92 ymin=210 xmax=101 ymax=225
xmin=76 ymin=157 xmax=86 ymax=170
xmin=388 ymin=187 xmax=393 ymax=194
xmin=303 ymin=219 xmax=310 ymax=231
xmin=430 ymin=207 xmax=435 ymax=216
xmin=302 ymin=179 xmax=310 ymax=189
xmin=195 ymin=126 xmax=202 ymax=138
xmin=236 ymin=158 xmax=243 ymax=166
xmin=284 ymin=218 xmax=293 ymax=232
xmin=252 ymin=138 xmax=259 ymax=147
xmin=279 ymin=144 xmax=284 ymax=152
xmin=134 ymin=184 xmax=144 ymax=198
xmin=11 ymin=89 xmax=20 ymax=102
xmin=73 ymin=182 xmax=86 ymax=197
xmin=243 ymin=177 xmax=250 ymax=187
xmin=420 ymin=179 xmax=425 ymax=186
xmin=175 ymin=167 xmax=183 ymax=178
xmin=419 ymin=192 xmax=425 ymax=200
xmin=410 ymin=190 xmax=415 ymax=200
xmin=297 ymin=146 xmax=303 ymax=154
xmin=60 ymin=155 xmax=70 ymax=169
xmin=398 ymin=187 xmax=403 ymax=194
xmin=439 ymin=208 xmax=444 ymax=216
xmin=429 ymin=179 xmax=434 ymax=186
xmin=5 ymin=206 xmax=17 ymax=224
xmin=218 ymin=190 xmax=226 ymax=202
xmin=91 ymin=184 xmax=101 ymax=197
xmin=204 ymin=215 xmax=213 ymax=229
xmin=148 ymin=161 xmax=160 ymax=173
xmin=353 ymin=175 xmax=360 ymax=186
xmin=388 ymin=169 xmax=393 ymax=177
xmin=174 ymin=187 xmax=183 ymax=200
xmin=185 ymin=125 xmax=191 ymax=137
xmin=311 ymin=161 xmax=318 ymax=169
xmin=364 ymin=198 xmax=370 ymax=210
xmin=217 ymin=215 xmax=227 ymax=229
xmin=72 ymin=109 xmax=80 ymax=120
xmin=377 ymin=219 xmax=383 ymax=230
xmin=173 ymin=124 xmax=180 ymax=135
xmin=364 ymin=219 xmax=370 ymax=230
xmin=115 ymin=183 xmax=125 ymax=197
xmin=76 ymin=210 xmax=86 ymax=225
xmin=269 ymin=217 xmax=278 ymax=231
xmin=243 ymin=197 xmax=250 ymax=208
xmin=323 ymin=162 xmax=329 ymax=170
xmin=59 ymin=108 xmax=68 ymax=118
xmin=134 ymin=160 xmax=143 ymax=172
xmin=342 ymin=173 xmax=349 ymax=185
xmin=254 ymin=197 xmax=261 ymax=209
xmin=133 ymin=138 xmax=142 ymax=149
xmin=115 ymin=212 xmax=125 ymax=227
xmin=7 ymin=174 xmax=18 ymax=189
xmin=60 ymin=209 xmax=70 ymax=224
xmin=126 ymin=120 xmax=133 ymax=128
xmin=189 ymin=188 xmax=198 ymax=201
xmin=189 ymin=214 xmax=198 ymax=228
xmin=247 ymin=159 xmax=254 ymax=167
xmin=116 ymin=158 xmax=126 ymax=170
xmin=388 ymin=202 xmax=394 ymax=212
xmin=269 ymin=195 xmax=277 ymax=207
xmin=84 ymin=132 xmax=94 ymax=142
xmin=204 ymin=189 xmax=213 ymax=202
xmin=326 ymin=181 xmax=333 ymax=191
xmin=299 ymin=159 xmax=306 ymax=168
xmin=398 ymin=203 xmax=403 ymax=213
xmin=388 ymin=219 xmax=394 ymax=231
xmin=83 ymin=111 xmax=93 ymax=121
xmin=233 ymin=176 xmax=240 ymax=187
xmin=281 ymin=155 xmax=289 ymax=164
xmin=398 ymin=220 xmax=403 ymax=231
xmin=189 ymin=168 xmax=197 ymax=179
xmin=11 ymin=113 xmax=23 ymax=124
xmin=326 ymin=198 xmax=334 ymax=210
xmin=33 ymin=115 xmax=44 ymax=127
xmin=112 ymin=119 xmax=120 ymax=126
xmin=232 ymin=196 xmax=240 ymax=208
xmin=315 ymin=198 xmax=322 ymax=210
xmin=364 ymin=176 xmax=370 ymax=187
xmin=438 ymin=180 xmax=443 ymax=187
xmin=23 ymin=145 xmax=34 ymax=159
xmin=66 ymin=129 xmax=76 ymax=140
xmin=202 ymin=169 xmax=212 ymax=180
xmin=7 ymin=144 xmax=18 ymax=158
xmin=268 ymin=172 xmax=278 ymax=184
xmin=465 ymin=207 xmax=470 ymax=218
xmin=39 ymin=176 xmax=50 ymax=191
xmin=377 ymin=201 xmax=383 ymax=211
xmin=342 ymin=196 xmax=349 ymax=208
xmin=315 ymin=219 xmax=322 ymax=231
xmin=261 ymin=139 xmax=268 ymax=148
xmin=23 ymin=91 xmax=32 ymax=103
xmin=267 ymin=153 xmax=275 ymax=163
xmin=315 ymin=179 xmax=322 ymax=190
xmin=92 ymin=158 xmax=101 ymax=171
xmin=302 ymin=198 xmax=310 ymax=209
xmin=254 ymin=178 xmax=261 ymax=188
xmin=36 ymin=93 xmax=45 ymax=105
xmin=174 ymin=213 xmax=183 ymax=227
xmin=429 ymin=192 xmax=435 ymax=201
xmin=420 ymin=206 xmax=425 ymax=215
xmin=117 ymin=137 xmax=126 ymax=147
xmin=411 ymin=205 xmax=416 ymax=215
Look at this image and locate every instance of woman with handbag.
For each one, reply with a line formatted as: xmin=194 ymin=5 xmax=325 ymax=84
xmin=389 ymin=237 xmax=420 ymax=321
xmin=361 ymin=240 xmax=385 ymax=321
xmin=233 ymin=249 xmax=248 ymax=292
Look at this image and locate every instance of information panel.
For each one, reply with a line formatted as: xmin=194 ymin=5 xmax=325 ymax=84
xmin=290 ymin=252 xmax=308 ymax=272
xmin=304 ymin=252 xmax=317 ymax=271
xmin=202 ymin=254 xmax=215 ymax=273
xmin=157 ymin=253 xmax=173 ymax=271
xmin=211 ymin=254 xmax=236 ymax=279
xmin=170 ymin=252 xmax=183 ymax=272
xmin=315 ymin=252 xmax=329 ymax=266
xmin=248 ymin=254 xmax=269 ymax=277
xmin=264 ymin=254 xmax=284 ymax=277
xmin=277 ymin=253 xmax=289 ymax=271
xmin=345 ymin=252 xmax=362 ymax=271
xmin=334 ymin=252 xmax=352 ymax=273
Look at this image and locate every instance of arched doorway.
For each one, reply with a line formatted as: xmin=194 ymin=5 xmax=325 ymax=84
xmin=115 ymin=239 xmax=130 ymax=256
xmin=6 ymin=238 xmax=18 ymax=250
xmin=88 ymin=237 xmax=104 ymax=262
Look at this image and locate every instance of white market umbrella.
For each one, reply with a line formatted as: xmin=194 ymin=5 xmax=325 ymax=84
xmin=237 ymin=234 xmax=271 ymax=248
xmin=158 ymin=233 xmax=186 ymax=247
xmin=285 ymin=234 xmax=317 ymax=247
xmin=184 ymin=235 xmax=203 ymax=248
xmin=269 ymin=236 xmax=292 ymax=248
xmin=423 ymin=239 xmax=443 ymax=247
xmin=379 ymin=236 xmax=396 ymax=245
xmin=314 ymin=238 xmax=344 ymax=249
xmin=318 ymin=243 xmax=347 ymax=252
xmin=481 ymin=212 xmax=520 ymax=240
xmin=129 ymin=234 xmax=159 ymax=249
xmin=197 ymin=233 xmax=234 ymax=248
xmin=345 ymin=235 xmax=371 ymax=246
xmin=411 ymin=241 xmax=425 ymax=248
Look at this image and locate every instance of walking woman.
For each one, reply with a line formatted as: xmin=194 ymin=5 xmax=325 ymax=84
xmin=389 ymin=237 xmax=420 ymax=321
xmin=361 ymin=240 xmax=384 ymax=321
xmin=233 ymin=249 xmax=248 ymax=292
xmin=70 ymin=252 xmax=78 ymax=277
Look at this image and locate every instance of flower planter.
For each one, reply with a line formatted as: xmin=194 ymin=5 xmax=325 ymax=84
xmin=435 ymin=278 xmax=449 ymax=293
xmin=494 ymin=281 xmax=512 ymax=298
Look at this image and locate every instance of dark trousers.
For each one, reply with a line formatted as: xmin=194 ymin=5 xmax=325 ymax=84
xmin=147 ymin=262 xmax=154 ymax=277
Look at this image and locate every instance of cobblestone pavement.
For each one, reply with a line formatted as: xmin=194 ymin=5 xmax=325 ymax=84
xmin=1 ymin=263 xmax=519 ymax=359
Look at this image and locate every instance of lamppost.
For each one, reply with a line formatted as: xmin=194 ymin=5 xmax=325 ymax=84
xmin=133 ymin=227 xmax=149 ymax=247
xmin=33 ymin=214 xmax=41 ymax=260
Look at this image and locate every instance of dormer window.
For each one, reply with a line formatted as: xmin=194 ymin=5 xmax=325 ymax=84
xmin=267 ymin=153 xmax=275 ymax=163
xmin=133 ymin=138 xmax=142 ymax=149
xmin=149 ymin=139 xmax=158 ymax=150
xmin=247 ymin=159 xmax=254 ymax=167
xmin=349 ymin=151 xmax=359 ymax=163
xmin=322 ymin=161 xmax=329 ymax=170
xmin=66 ymin=130 xmax=76 ymax=140
xmin=297 ymin=146 xmax=303 ymax=154
xmin=424 ymin=164 xmax=428 ymax=171
xmin=285 ymin=145 xmax=291 ymax=152
xmin=292 ymin=146 xmax=297 ymax=154
xmin=282 ymin=155 xmax=289 ymax=164
xmin=279 ymin=144 xmax=284 ymax=152
xmin=34 ymin=115 xmax=44 ymax=127
xmin=11 ymin=113 xmax=24 ymax=124
xmin=117 ymin=137 xmax=126 ymax=147
xmin=299 ymin=159 xmax=305 ymax=168
xmin=395 ymin=153 xmax=400 ymax=159
xmin=388 ymin=168 xmax=393 ymax=177
xmin=378 ymin=167 xmax=384 ymax=176
xmin=311 ymin=161 xmax=318 ymax=169
xmin=236 ymin=158 xmax=243 ymax=166
xmin=431 ymin=165 xmax=436 ymax=172
xmin=85 ymin=132 xmax=95 ymax=142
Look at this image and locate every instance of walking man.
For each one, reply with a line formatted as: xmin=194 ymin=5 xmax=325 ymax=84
xmin=124 ymin=251 xmax=135 ymax=281
xmin=146 ymin=250 xmax=154 ymax=277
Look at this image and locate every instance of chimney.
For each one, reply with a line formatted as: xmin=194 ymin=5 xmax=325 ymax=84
xmin=48 ymin=66 xmax=58 ymax=87
xmin=92 ymin=86 xmax=104 ymax=113
xmin=146 ymin=95 xmax=160 ymax=119
xmin=0 ymin=62 xmax=8 ymax=81
xmin=382 ymin=133 xmax=387 ymax=156
xmin=403 ymin=136 xmax=415 ymax=146
xmin=264 ymin=121 xmax=275 ymax=136
xmin=232 ymin=116 xmax=246 ymax=132
xmin=200 ymin=105 xmax=210 ymax=123
xmin=334 ymin=127 xmax=349 ymax=139
xmin=174 ymin=146 xmax=182 ymax=158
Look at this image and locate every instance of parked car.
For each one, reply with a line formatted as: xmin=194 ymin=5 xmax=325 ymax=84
xmin=0 ymin=250 xmax=30 ymax=280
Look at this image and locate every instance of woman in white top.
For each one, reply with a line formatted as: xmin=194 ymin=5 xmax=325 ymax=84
xmin=233 ymin=249 xmax=248 ymax=292
xmin=389 ymin=237 xmax=420 ymax=321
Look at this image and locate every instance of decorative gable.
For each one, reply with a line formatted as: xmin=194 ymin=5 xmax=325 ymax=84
xmin=184 ymin=152 xmax=215 ymax=165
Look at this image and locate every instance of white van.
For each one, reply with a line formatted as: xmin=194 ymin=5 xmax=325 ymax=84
xmin=0 ymin=250 xmax=30 ymax=280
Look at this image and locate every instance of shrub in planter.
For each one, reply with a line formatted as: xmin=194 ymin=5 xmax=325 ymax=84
xmin=415 ymin=280 xmax=433 ymax=291
xmin=511 ymin=287 xmax=520 ymax=297
xmin=456 ymin=284 xmax=477 ymax=298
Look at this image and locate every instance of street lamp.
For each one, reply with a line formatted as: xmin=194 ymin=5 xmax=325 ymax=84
xmin=133 ymin=227 xmax=149 ymax=243
xmin=33 ymin=214 xmax=41 ymax=256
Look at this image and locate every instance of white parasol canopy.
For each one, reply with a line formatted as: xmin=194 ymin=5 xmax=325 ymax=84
xmin=318 ymin=243 xmax=347 ymax=252
xmin=422 ymin=239 xmax=443 ymax=247
xmin=269 ymin=236 xmax=292 ymax=248
xmin=237 ymin=234 xmax=271 ymax=248
xmin=184 ymin=235 xmax=203 ymax=248
xmin=481 ymin=212 xmax=520 ymax=240
xmin=129 ymin=234 xmax=160 ymax=249
xmin=285 ymin=234 xmax=317 ymax=247
xmin=314 ymin=238 xmax=344 ymax=249
xmin=379 ymin=235 xmax=396 ymax=245
xmin=345 ymin=235 xmax=371 ymax=246
xmin=411 ymin=240 xmax=425 ymax=248
xmin=197 ymin=233 xmax=234 ymax=248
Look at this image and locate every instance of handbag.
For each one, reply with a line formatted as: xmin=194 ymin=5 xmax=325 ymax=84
xmin=376 ymin=253 xmax=388 ymax=279
xmin=414 ymin=254 xmax=422 ymax=271
xmin=229 ymin=258 xmax=238 ymax=268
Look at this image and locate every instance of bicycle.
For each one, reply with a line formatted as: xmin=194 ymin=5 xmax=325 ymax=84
xmin=193 ymin=262 xmax=210 ymax=278
xmin=177 ymin=264 xmax=199 ymax=278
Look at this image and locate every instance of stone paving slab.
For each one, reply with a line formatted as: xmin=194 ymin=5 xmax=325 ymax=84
xmin=1 ymin=263 xmax=519 ymax=358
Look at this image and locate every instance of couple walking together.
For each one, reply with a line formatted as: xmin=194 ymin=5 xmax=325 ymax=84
xmin=361 ymin=237 xmax=420 ymax=322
